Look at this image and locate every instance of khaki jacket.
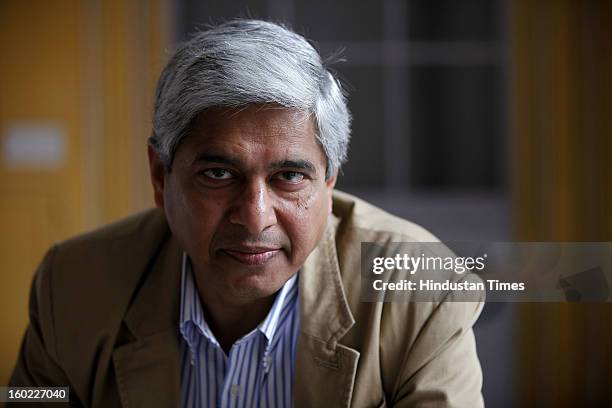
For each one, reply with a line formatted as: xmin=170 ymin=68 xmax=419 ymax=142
xmin=10 ymin=190 xmax=484 ymax=407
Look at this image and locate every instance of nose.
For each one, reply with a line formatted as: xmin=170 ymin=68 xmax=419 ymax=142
xmin=229 ymin=178 xmax=277 ymax=235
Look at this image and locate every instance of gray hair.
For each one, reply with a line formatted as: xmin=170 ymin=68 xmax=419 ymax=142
xmin=150 ymin=19 xmax=351 ymax=178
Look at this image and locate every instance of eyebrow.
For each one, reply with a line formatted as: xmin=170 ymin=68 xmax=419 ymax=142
xmin=268 ymin=159 xmax=316 ymax=173
xmin=193 ymin=154 xmax=243 ymax=167
xmin=193 ymin=154 xmax=317 ymax=173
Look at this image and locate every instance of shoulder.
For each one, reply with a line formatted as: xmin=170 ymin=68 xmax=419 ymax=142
xmin=54 ymin=207 xmax=168 ymax=257
xmin=45 ymin=208 xmax=171 ymax=302
xmin=330 ymin=190 xmax=445 ymax=283
xmin=330 ymin=189 xmax=483 ymax=309
xmin=332 ymin=190 xmax=439 ymax=243
xmin=43 ymin=206 xmax=171 ymax=308
xmin=330 ymin=189 xmax=453 ymax=312
xmin=33 ymin=208 xmax=171 ymax=356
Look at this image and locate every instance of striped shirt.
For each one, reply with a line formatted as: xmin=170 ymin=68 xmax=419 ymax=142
xmin=179 ymin=253 xmax=300 ymax=408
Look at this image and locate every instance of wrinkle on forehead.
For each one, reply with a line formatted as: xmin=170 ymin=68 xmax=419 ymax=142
xmin=190 ymin=105 xmax=315 ymax=142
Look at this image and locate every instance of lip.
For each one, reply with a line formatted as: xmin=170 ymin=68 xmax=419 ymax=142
xmin=222 ymin=247 xmax=281 ymax=266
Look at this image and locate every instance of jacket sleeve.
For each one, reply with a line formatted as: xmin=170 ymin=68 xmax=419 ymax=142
xmin=8 ymin=246 xmax=83 ymax=406
xmin=391 ymin=296 xmax=485 ymax=407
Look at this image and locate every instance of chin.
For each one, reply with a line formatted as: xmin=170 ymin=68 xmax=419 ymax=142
xmin=218 ymin=259 xmax=290 ymax=295
xmin=225 ymin=272 xmax=286 ymax=300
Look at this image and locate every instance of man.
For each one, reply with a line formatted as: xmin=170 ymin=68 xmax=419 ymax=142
xmin=10 ymin=20 xmax=484 ymax=407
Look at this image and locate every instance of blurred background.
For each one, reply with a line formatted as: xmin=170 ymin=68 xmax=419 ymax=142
xmin=0 ymin=0 xmax=610 ymax=406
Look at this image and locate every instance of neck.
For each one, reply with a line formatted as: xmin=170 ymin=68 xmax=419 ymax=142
xmin=194 ymin=278 xmax=277 ymax=354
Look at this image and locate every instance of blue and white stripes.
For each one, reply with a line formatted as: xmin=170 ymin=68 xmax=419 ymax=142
xmin=179 ymin=254 xmax=300 ymax=408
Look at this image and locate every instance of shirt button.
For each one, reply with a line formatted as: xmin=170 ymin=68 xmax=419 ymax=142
xmin=230 ymin=384 xmax=241 ymax=397
xmin=262 ymin=356 xmax=272 ymax=372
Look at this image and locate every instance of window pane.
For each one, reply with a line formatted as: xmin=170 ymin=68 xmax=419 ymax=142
xmin=335 ymin=66 xmax=385 ymax=189
xmin=294 ymin=0 xmax=383 ymax=42
xmin=408 ymin=65 xmax=503 ymax=189
xmin=407 ymin=0 xmax=501 ymax=42
xmin=179 ymin=0 xmax=269 ymax=38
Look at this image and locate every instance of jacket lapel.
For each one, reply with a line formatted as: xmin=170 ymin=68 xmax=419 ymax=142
xmin=295 ymin=216 xmax=360 ymax=408
xmin=112 ymin=234 xmax=183 ymax=408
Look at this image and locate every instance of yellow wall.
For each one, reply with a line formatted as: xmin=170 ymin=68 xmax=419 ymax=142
xmin=0 ymin=0 xmax=171 ymax=385
xmin=509 ymin=0 xmax=612 ymax=405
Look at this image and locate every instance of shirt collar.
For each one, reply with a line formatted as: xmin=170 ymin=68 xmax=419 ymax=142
xmin=179 ymin=252 xmax=298 ymax=349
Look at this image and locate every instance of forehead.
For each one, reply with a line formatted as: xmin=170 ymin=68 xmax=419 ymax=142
xmin=183 ymin=106 xmax=320 ymax=153
xmin=194 ymin=105 xmax=313 ymax=134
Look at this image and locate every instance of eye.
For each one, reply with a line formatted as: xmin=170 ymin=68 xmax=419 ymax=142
xmin=275 ymin=171 xmax=305 ymax=183
xmin=202 ymin=168 xmax=234 ymax=180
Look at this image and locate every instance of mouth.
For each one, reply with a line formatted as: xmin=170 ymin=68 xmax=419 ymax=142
xmin=221 ymin=246 xmax=281 ymax=266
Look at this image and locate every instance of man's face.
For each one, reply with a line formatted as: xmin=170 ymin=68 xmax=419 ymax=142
xmin=149 ymin=106 xmax=336 ymax=303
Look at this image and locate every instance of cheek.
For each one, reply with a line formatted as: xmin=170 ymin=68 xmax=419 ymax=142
xmin=164 ymin=180 xmax=225 ymax=254
xmin=279 ymin=188 xmax=330 ymax=256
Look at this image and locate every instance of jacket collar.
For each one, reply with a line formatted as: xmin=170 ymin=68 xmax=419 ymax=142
xmin=112 ymin=211 xmax=359 ymax=408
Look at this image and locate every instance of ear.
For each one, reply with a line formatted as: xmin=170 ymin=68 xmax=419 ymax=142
xmin=325 ymin=173 xmax=337 ymax=214
xmin=147 ymin=143 xmax=166 ymax=209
